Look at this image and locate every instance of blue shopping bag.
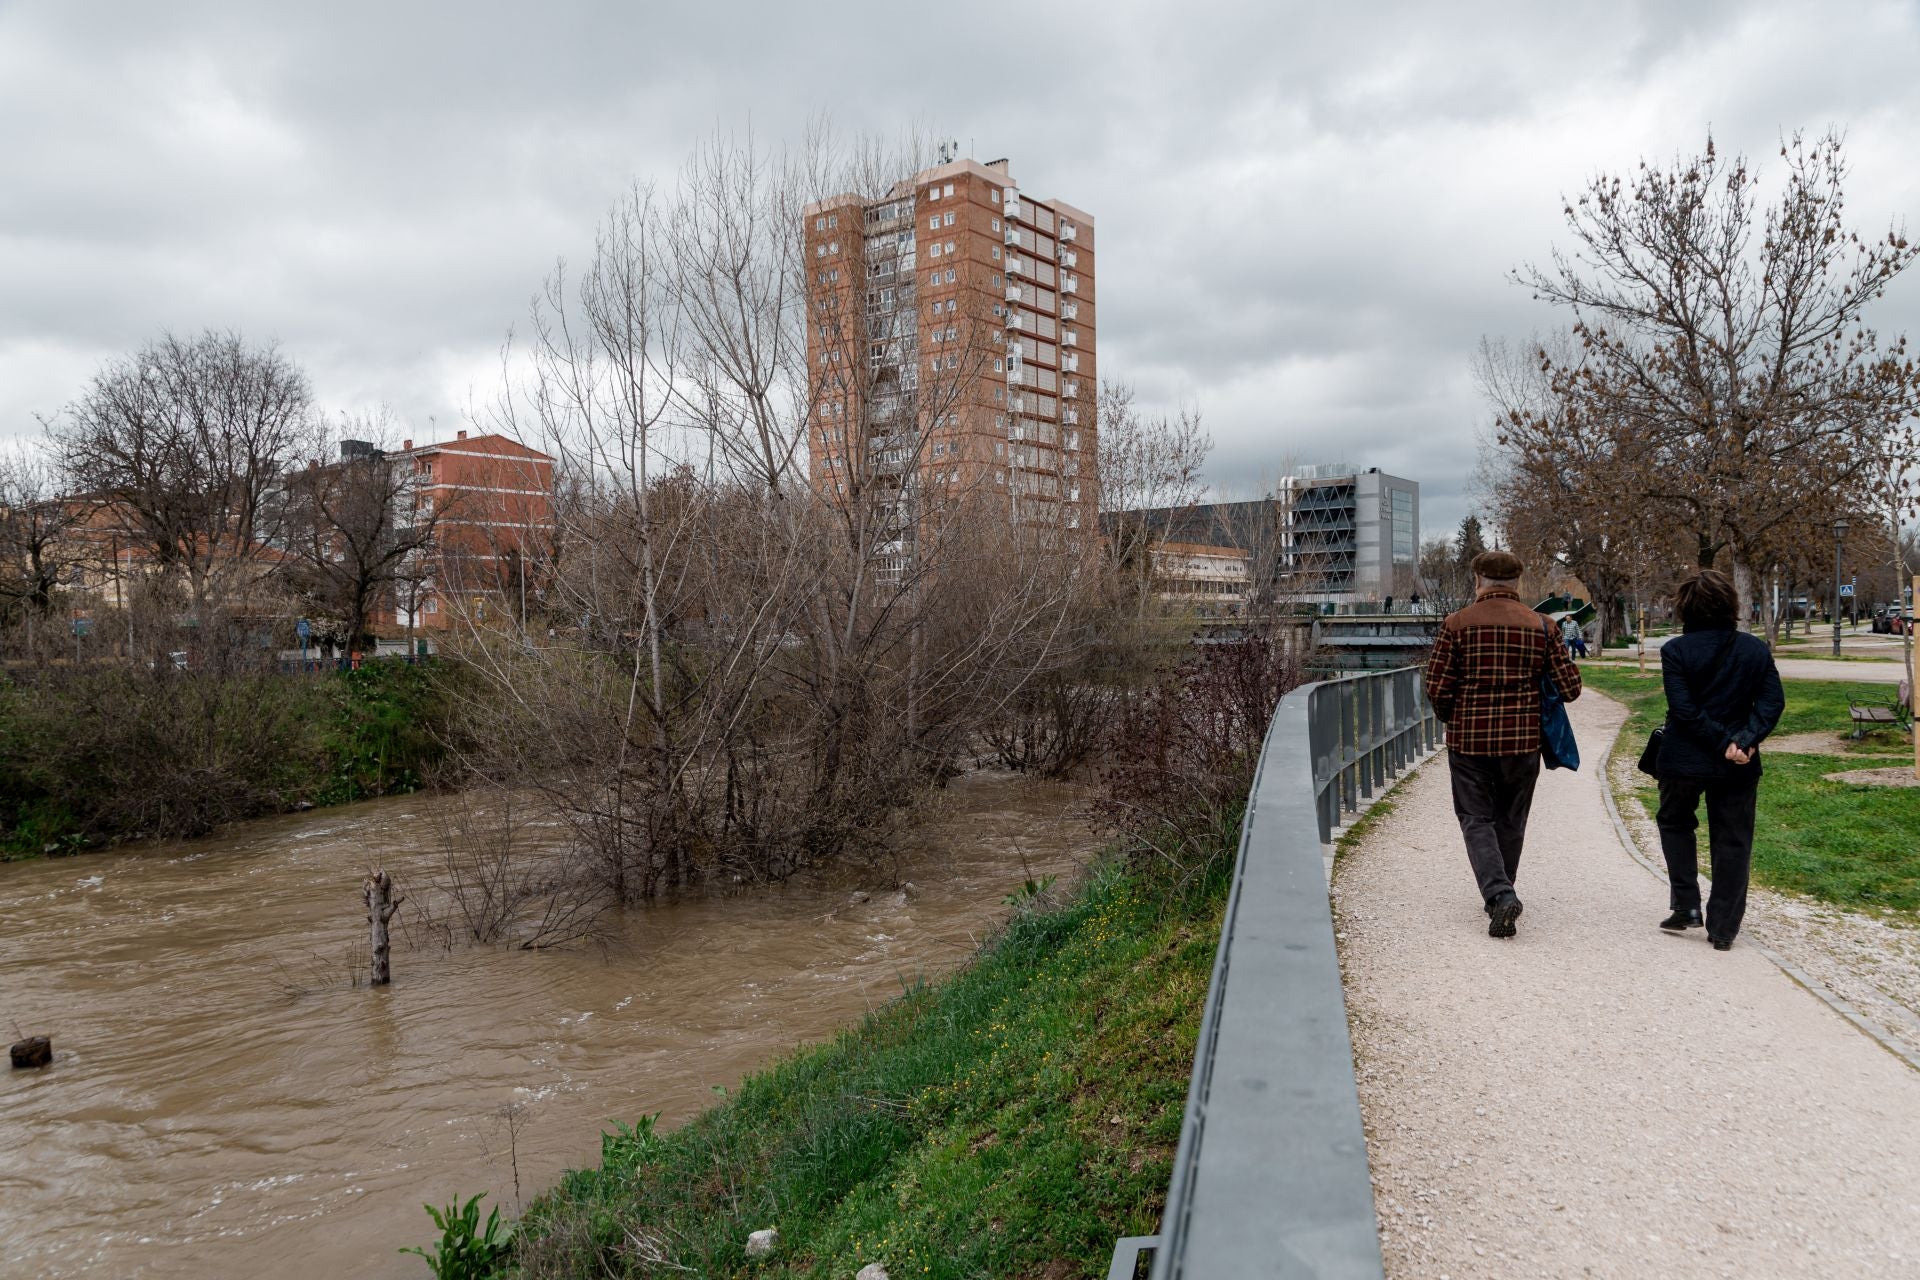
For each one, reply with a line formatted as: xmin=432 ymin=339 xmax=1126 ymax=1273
xmin=1540 ymin=617 xmax=1579 ymax=771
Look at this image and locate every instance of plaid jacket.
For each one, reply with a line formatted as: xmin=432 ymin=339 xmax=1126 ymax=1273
xmin=1424 ymin=588 xmax=1582 ymax=756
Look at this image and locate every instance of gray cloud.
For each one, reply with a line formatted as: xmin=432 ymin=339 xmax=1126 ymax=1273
xmin=5 ymin=0 xmax=1919 ymax=540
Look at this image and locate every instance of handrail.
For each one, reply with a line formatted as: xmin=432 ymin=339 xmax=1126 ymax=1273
xmin=1128 ymin=666 xmax=1438 ymax=1279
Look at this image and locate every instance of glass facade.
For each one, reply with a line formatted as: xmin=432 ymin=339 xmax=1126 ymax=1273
xmin=1389 ymin=487 xmax=1415 ymax=564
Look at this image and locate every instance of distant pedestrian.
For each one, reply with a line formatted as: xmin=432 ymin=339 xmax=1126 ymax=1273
xmin=1424 ymin=550 xmax=1583 ymax=937
xmin=1650 ymin=570 xmax=1784 ymax=950
xmin=1561 ymin=616 xmax=1589 ymax=659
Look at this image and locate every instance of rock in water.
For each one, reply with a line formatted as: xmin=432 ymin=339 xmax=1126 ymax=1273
xmin=10 ymin=1036 xmax=51 ymax=1069
xmin=848 ymin=890 xmax=871 ymax=905
xmin=856 ymin=1265 xmax=891 ymax=1280
xmin=745 ymin=1227 xmax=779 ymax=1257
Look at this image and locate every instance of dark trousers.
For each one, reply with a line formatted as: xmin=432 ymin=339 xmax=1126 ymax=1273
xmin=1655 ymin=774 xmax=1758 ymax=941
xmin=1448 ymin=751 xmax=1542 ymax=903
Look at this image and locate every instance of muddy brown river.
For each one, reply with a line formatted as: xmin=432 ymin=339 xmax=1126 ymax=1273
xmin=0 ymin=775 xmax=1097 ymax=1278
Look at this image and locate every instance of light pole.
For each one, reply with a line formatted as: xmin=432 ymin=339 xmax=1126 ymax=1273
xmin=1832 ymin=517 xmax=1851 ymax=658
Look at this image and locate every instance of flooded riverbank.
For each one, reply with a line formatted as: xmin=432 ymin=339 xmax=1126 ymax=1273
xmin=0 ymin=774 xmax=1099 ymax=1278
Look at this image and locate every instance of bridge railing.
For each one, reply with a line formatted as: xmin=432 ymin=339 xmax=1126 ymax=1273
xmin=1119 ymin=665 xmax=1439 ymax=1280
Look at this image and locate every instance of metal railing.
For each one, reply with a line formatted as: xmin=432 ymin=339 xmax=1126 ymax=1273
xmin=1120 ymin=666 xmax=1439 ymax=1279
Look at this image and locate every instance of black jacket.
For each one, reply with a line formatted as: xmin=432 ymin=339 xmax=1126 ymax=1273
xmin=1658 ymin=624 xmax=1785 ymax=779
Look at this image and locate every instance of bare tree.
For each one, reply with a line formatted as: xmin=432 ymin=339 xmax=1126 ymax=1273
xmin=1477 ymin=335 xmax=1669 ymax=643
xmin=441 ymin=128 xmax=1102 ymax=904
xmin=0 ymin=446 xmax=87 ymax=655
xmin=55 ymin=331 xmax=312 ymax=652
xmin=1094 ymin=378 xmax=1211 ymax=614
xmin=281 ymin=414 xmax=449 ymax=651
xmin=1514 ymin=131 xmax=1920 ymax=626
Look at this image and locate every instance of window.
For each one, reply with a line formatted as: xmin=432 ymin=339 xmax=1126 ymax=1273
xmin=992 ymin=218 xmax=1000 ymax=231
xmin=929 ymin=271 xmax=939 ymax=286
xmin=994 ymin=386 xmax=1004 ymax=402
xmin=996 ymin=469 xmax=1005 ymax=484
xmin=991 ymin=190 xmax=1000 ymax=204
xmin=828 ymin=241 xmax=838 ymax=254
xmin=946 ymin=298 xmax=956 ymax=313
xmin=945 ymin=268 xmax=955 ymax=282
xmin=829 ymin=214 xmax=838 ymax=228
xmin=992 ymin=273 xmax=1001 ymax=285
xmin=929 ymin=243 xmax=940 ymax=258
xmin=992 ymin=246 xmax=1000 ymax=260
xmin=995 ymin=441 xmax=1005 ymax=458
xmin=945 ymin=241 xmax=955 ymax=254
xmin=815 ymin=216 xmax=826 ymax=231
xmin=993 ymin=357 xmax=1003 ymax=372
xmin=946 ymin=354 xmax=958 ymax=369
xmin=423 ymin=596 xmax=438 ymax=614
xmin=928 ymin=186 xmax=939 ymax=201
xmin=929 ymin=215 xmax=940 ymax=231
xmin=816 ymin=244 xmax=826 ymax=258
xmin=943 ymin=182 xmax=954 ymax=196
xmin=945 ymin=326 xmax=956 ymax=340
xmin=943 ymin=211 xmax=955 ymax=227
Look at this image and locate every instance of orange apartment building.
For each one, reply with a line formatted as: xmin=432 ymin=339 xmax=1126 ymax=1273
xmin=802 ymin=153 xmax=1096 ymax=553
xmin=387 ymin=429 xmax=555 ymax=630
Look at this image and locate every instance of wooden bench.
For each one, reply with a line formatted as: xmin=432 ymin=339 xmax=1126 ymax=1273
xmin=1849 ymin=681 xmax=1914 ymax=739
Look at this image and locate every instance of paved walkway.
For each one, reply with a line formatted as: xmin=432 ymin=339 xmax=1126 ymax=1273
xmin=1334 ymin=693 xmax=1920 ymax=1279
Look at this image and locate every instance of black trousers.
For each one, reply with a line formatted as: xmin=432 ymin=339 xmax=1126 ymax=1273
xmin=1655 ymin=774 xmax=1758 ymax=941
xmin=1447 ymin=751 xmax=1541 ymax=904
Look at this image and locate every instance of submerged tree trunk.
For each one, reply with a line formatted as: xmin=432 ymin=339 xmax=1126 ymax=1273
xmin=363 ymin=868 xmax=403 ymax=986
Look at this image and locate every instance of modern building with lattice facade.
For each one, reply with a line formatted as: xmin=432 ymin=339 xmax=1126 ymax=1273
xmin=1117 ymin=466 xmax=1419 ymax=610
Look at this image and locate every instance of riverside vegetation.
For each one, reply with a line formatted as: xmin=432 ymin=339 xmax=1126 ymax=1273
xmin=409 ymin=635 xmax=1303 ymax=1279
xmin=0 ymin=656 xmax=451 ymax=858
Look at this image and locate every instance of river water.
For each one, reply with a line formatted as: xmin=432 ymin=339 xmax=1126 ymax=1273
xmin=0 ymin=775 xmax=1097 ymax=1278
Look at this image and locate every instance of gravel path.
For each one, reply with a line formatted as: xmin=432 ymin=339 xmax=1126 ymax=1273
xmin=1335 ymin=693 xmax=1920 ymax=1279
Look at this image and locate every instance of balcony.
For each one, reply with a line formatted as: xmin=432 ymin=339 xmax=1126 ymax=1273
xmin=1059 ymin=222 xmax=1077 ymax=241
xmin=1062 ymin=276 xmax=1078 ymax=295
xmin=1004 ymin=226 xmax=1019 ymax=246
xmin=1060 ymin=250 xmax=1078 ymax=268
xmin=1006 ymin=283 xmax=1021 ymax=301
xmin=1007 ymin=311 xmax=1024 ymax=331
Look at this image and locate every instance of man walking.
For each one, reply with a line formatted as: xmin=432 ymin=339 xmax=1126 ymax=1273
xmin=1424 ymin=550 xmax=1582 ymax=937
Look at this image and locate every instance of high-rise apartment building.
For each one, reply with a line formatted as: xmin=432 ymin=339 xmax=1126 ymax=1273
xmin=803 ymin=155 xmax=1095 ymax=555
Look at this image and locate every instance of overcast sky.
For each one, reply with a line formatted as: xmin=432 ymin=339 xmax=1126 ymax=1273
xmin=6 ymin=0 xmax=1920 ymax=540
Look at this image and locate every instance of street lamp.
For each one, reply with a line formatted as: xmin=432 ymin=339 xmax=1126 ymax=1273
xmin=1832 ymin=517 xmax=1851 ymax=658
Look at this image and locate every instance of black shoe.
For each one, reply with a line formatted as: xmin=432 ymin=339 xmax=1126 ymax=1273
xmin=1488 ymin=891 xmax=1523 ymax=938
xmin=1660 ymin=908 xmax=1703 ymax=931
xmin=1710 ymin=936 xmax=1733 ymax=951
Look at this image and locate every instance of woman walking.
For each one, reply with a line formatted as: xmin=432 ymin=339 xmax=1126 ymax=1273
xmin=1652 ymin=570 xmax=1785 ymax=950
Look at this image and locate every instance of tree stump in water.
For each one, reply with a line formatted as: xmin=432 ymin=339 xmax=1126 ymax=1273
xmin=10 ymin=1036 xmax=51 ymax=1069
xmin=362 ymin=868 xmax=404 ymax=987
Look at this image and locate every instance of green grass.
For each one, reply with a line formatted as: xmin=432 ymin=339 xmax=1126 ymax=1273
xmin=1581 ymin=667 xmax=1920 ymax=916
xmin=506 ymin=850 xmax=1228 ymax=1279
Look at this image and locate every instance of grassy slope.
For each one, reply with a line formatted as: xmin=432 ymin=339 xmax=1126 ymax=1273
xmin=508 ymin=855 xmax=1227 ymax=1279
xmin=1581 ymin=666 xmax=1920 ymax=915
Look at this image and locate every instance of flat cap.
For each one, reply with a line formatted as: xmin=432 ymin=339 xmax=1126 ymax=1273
xmin=1471 ymin=549 xmax=1525 ymax=580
